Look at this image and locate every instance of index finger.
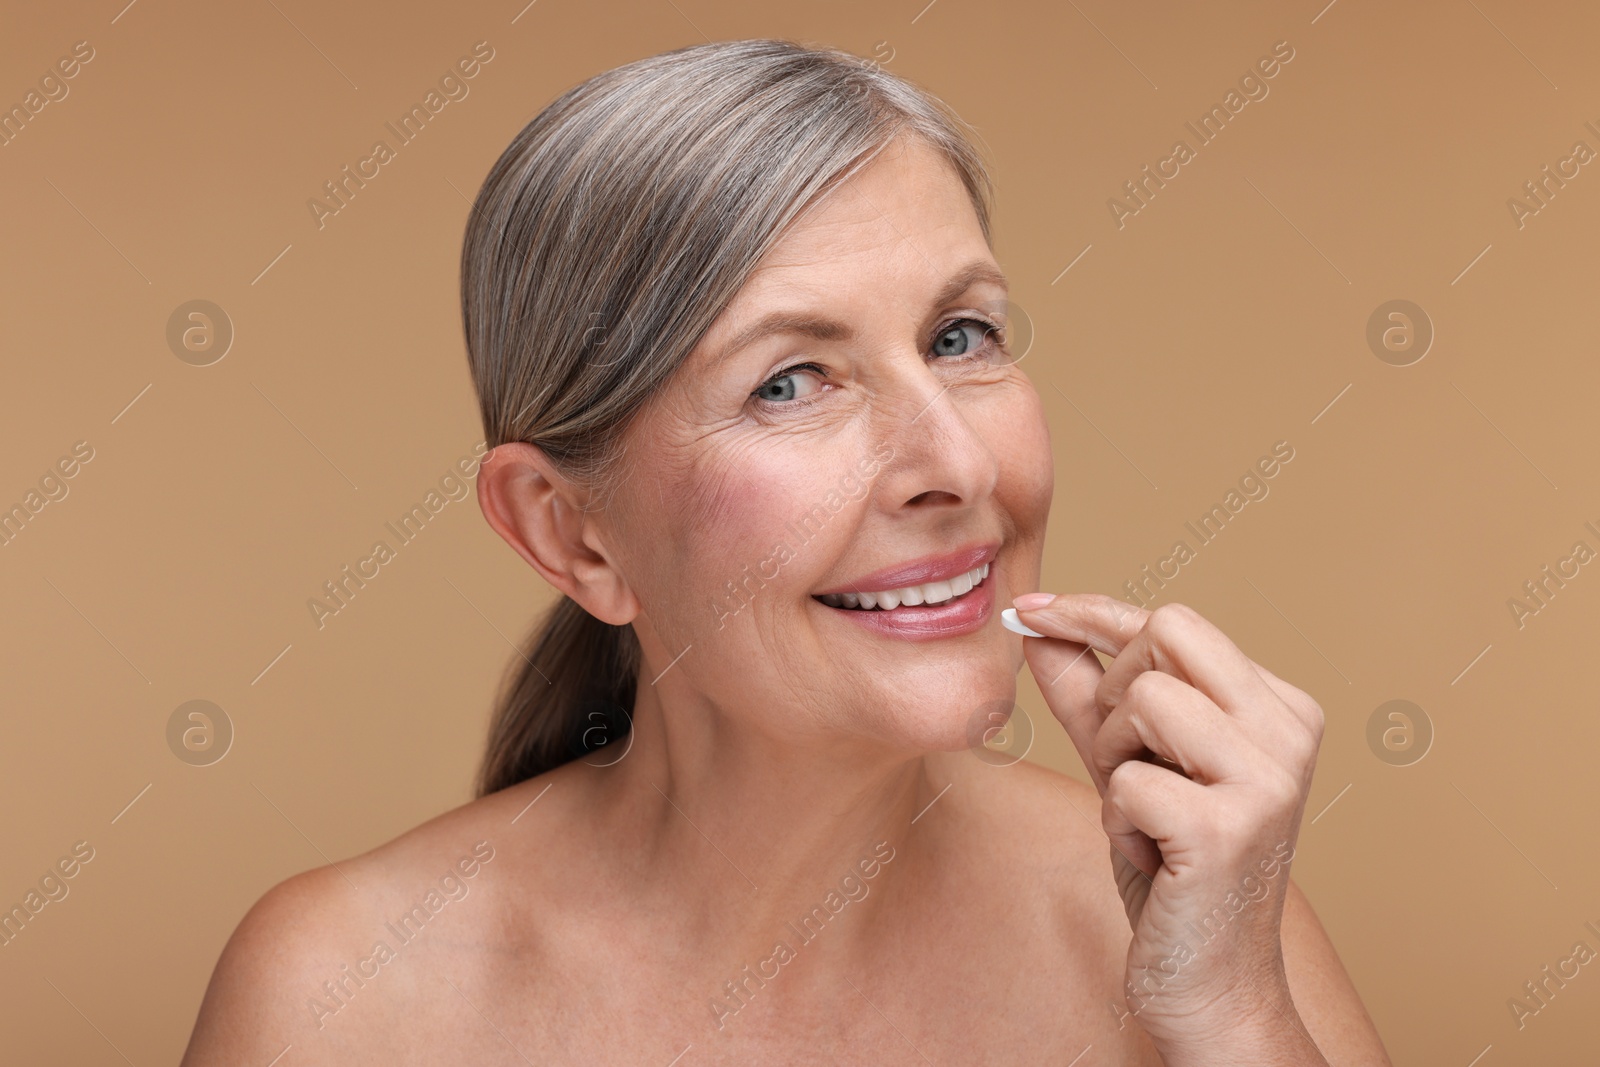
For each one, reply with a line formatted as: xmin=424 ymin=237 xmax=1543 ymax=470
xmin=1013 ymin=592 xmax=1149 ymax=658
xmin=1016 ymin=593 xmax=1279 ymax=723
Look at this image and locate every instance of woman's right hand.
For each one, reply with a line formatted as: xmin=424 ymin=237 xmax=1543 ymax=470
xmin=1011 ymin=592 xmax=1329 ymax=1063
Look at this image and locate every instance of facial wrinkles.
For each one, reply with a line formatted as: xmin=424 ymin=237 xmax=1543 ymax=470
xmin=643 ymin=404 xmax=885 ymax=732
xmin=598 ymin=140 xmax=1052 ymax=755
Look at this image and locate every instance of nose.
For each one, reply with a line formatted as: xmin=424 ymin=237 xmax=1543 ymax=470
xmin=871 ymin=360 xmax=1000 ymax=513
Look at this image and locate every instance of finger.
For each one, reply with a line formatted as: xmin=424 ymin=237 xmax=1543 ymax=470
xmin=1019 ymin=632 xmax=1109 ymax=792
xmin=1091 ymin=671 xmax=1257 ymax=788
xmin=1011 ymin=593 xmax=1139 ymax=794
xmin=1092 ymin=601 xmax=1280 ymax=725
xmin=1013 ymin=592 xmax=1149 ymax=659
xmin=1250 ymin=660 xmax=1326 ymax=737
xmin=1102 ymin=758 xmax=1208 ymax=878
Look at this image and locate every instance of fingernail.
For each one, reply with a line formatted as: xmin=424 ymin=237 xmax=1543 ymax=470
xmin=1012 ymin=593 xmax=1056 ymax=610
xmin=1000 ymin=608 xmax=1047 ymax=637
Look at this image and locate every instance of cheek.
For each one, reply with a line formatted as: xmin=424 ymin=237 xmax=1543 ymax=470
xmin=987 ymin=378 xmax=1055 ymax=518
xmin=644 ymin=440 xmax=838 ymax=615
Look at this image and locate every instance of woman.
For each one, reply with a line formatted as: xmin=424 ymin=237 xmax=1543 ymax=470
xmin=183 ymin=39 xmax=1390 ymax=1064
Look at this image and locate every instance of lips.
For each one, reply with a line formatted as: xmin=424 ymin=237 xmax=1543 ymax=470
xmin=809 ymin=541 xmax=1000 ymax=640
xmin=813 ymin=559 xmax=996 ymax=639
xmin=811 ymin=541 xmax=1000 ymax=598
xmin=816 ymin=562 xmax=989 ymax=611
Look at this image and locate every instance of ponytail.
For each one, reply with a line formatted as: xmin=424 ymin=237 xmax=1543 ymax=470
xmin=476 ymin=595 xmax=640 ymax=796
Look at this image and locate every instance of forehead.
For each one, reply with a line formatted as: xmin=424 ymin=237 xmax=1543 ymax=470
xmin=720 ymin=136 xmax=991 ymax=313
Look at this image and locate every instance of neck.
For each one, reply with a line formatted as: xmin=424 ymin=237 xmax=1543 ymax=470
xmin=596 ymin=665 xmax=956 ymax=963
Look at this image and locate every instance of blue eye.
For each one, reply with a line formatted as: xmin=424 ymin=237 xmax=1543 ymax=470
xmin=751 ymin=317 xmax=1004 ymax=410
xmin=933 ymin=318 xmax=997 ymax=358
xmin=752 ymin=363 xmax=824 ymax=404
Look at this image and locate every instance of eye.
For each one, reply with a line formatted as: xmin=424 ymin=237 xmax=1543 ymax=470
xmin=752 ymin=362 xmax=826 ymax=404
xmin=931 ymin=317 xmax=1002 ymax=360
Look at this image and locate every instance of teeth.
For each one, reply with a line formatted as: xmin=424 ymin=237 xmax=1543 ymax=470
xmin=817 ymin=562 xmax=990 ymax=612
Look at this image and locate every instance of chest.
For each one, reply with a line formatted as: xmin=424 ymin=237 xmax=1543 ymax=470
xmin=308 ymin=869 xmax=1168 ymax=1065
xmin=442 ymin=913 xmax=1166 ymax=1065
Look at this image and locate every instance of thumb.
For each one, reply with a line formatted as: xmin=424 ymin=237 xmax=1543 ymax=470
xmin=1019 ymin=629 xmax=1108 ymax=793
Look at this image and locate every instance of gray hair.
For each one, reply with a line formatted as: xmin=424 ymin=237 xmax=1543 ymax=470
xmin=460 ymin=37 xmax=994 ymax=795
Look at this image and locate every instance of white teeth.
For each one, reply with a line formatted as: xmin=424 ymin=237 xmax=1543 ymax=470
xmin=817 ymin=562 xmax=990 ymax=612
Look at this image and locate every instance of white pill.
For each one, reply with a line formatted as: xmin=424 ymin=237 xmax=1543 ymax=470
xmin=1001 ymin=608 xmax=1047 ymax=638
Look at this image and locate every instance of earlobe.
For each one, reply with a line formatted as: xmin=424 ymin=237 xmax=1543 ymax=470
xmin=474 ymin=443 xmax=639 ymax=625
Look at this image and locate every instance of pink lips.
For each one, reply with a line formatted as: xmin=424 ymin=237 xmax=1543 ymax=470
xmin=816 ymin=565 xmax=996 ymax=640
xmin=810 ymin=541 xmax=1000 ymax=641
xmin=811 ymin=541 xmax=999 ymax=598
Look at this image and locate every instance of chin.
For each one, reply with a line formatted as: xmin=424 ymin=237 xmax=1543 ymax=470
xmin=851 ymin=658 xmax=1022 ymax=757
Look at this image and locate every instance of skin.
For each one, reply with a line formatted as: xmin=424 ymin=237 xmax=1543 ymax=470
xmin=181 ymin=136 xmax=1391 ymax=1065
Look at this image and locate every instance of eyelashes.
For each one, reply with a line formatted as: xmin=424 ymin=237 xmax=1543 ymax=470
xmin=750 ymin=315 xmax=1009 ymax=410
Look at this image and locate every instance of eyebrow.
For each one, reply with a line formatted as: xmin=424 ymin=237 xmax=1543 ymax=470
xmin=710 ymin=259 xmax=1010 ymax=367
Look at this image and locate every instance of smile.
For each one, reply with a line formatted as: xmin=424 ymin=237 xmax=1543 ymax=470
xmin=808 ymin=542 xmax=999 ymax=640
xmin=814 ymin=563 xmax=989 ymax=611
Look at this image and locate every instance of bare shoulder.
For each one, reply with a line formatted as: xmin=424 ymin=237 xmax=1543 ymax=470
xmin=179 ymin=770 xmax=567 ymax=1065
xmin=1280 ymin=875 xmax=1393 ymax=1064
xmin=938 ymin=752 xmax=1129 ymax=937
xmin=178 ymin=861 xmax=362 ymax=1065
xmin=946 ymin=757 xmax=1389 ymax=1062
xmin=946 ymin=751 xmax=1111 ymax=863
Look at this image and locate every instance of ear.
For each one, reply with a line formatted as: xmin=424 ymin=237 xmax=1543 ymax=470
xmin=474 ymin=443 xmax=639 ymax=625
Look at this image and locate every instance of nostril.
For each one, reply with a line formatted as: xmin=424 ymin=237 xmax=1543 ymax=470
xmin=904 ymin=489 xmax=961 ymax=507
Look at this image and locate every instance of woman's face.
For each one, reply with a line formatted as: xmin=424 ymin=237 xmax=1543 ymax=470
xmin=605 ymin=134 xmax=1054 ymax=755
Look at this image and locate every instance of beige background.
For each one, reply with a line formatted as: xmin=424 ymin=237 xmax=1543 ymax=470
xmin=3 ymin=0 xmax=1597 ymax=1062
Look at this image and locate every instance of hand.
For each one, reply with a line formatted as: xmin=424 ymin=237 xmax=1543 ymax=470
xmin=1012 ymin=593 xmax=1326 ymax=1057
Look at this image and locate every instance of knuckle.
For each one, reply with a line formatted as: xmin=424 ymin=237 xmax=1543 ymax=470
xmin=1261 ymin=765 xmax=1302 ymax=807
xmin=1092 ymin=592 xmax=1143 ymax=632
xmin=1122 ymin=669 xmax=1165 ymax=706
xmin=1282 ymin=696 xmax=1324 ymax=760
xmin=1084 ymin=592 xmax=1120 ymax=613
xmin=1301 ymin=705 xmax=1325 ymax=754
xmin=1146 ymin=601 xmax=1200 ymax=640
xmin=1286 ymin=727 xmax=1319 ymax=769
xmin=1104 ymin=758 xmax=1143 ymax=797
xmin=1305 ymin=698 xmax=1326 ymax=740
